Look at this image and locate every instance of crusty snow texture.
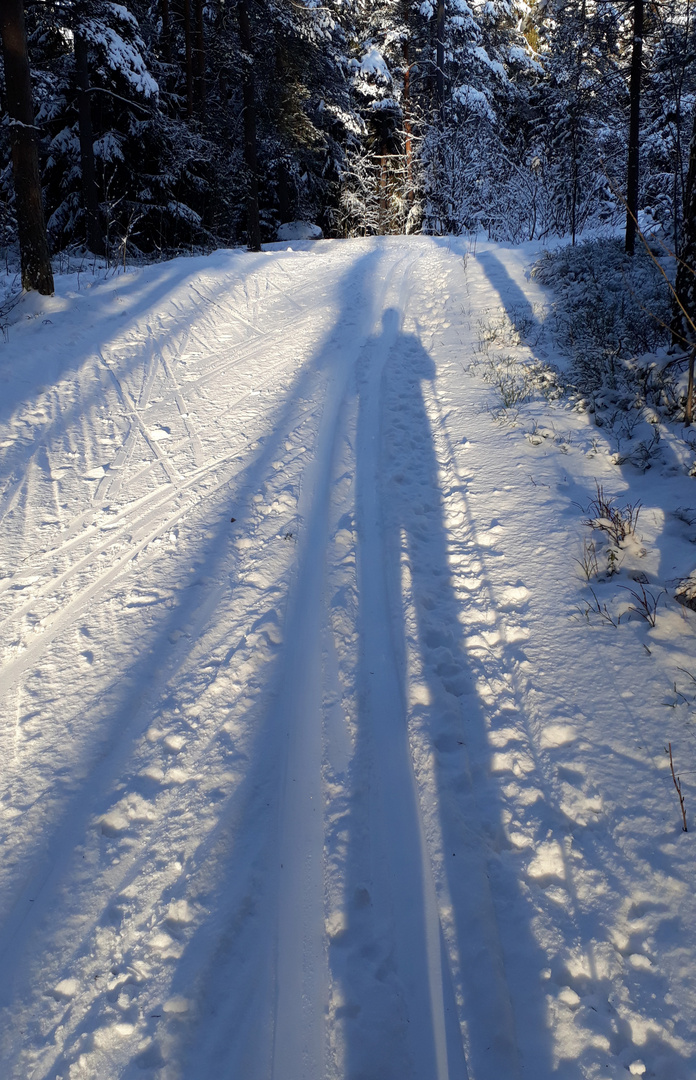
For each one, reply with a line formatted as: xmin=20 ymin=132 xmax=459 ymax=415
xmin=0 ymin=236 xmax=695 ymax=1080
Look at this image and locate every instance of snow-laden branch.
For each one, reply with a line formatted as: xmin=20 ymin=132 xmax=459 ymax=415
xmin=3 ymin=117 xmax=41 ymax=133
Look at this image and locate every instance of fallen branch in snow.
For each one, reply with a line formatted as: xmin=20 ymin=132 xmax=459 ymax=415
xmin=666 ymin=742 xmax=688 ymax=832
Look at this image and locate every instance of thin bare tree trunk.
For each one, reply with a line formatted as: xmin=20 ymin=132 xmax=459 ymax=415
xmin=435 ymin=0 xmax=445 ymax=118
xmin=0 ymin=0 xmax=53 ymax=294
xmin=237 ymin=0 xmax=261 ymax=251
xmin=75 ymin=33 xmax=104 ymax=255
xmin=686 ymin=348 xmax=695 ymax=424
xmin=194 ymin=0 xmax=206 ymax=113
xmin=403 ymin=44 xmax=413 ymax=206
xmin=571 ymin=122 xmax=578 ymax=246
xmin=625 ymin=0 xmax=644 ymax=255
xmin=161 ymin=0 xmax=171 ymax=63
xmin=184 ymin=0 xmax=193 ymax=118
xmin=379 ymin=147 xmax=388 ymax=234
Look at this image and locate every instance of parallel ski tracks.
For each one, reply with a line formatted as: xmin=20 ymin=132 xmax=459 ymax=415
xmin=0 ymin=282 xmax=339 ymax=635
xmin=0 ymin=241 xmax=522 ymax=1080
xmin=0 ymin=274 xmax=346 ymax=693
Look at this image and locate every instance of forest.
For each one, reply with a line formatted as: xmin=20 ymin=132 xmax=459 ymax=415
xmin=2 ymin=0 xmax=696 ymax=289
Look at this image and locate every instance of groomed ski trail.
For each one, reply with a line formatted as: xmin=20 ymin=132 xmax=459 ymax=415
xmin=0 ymin=239 xmax=498 ymax=1080
xmin=3 ymin=236 xmax=695 ymax=1080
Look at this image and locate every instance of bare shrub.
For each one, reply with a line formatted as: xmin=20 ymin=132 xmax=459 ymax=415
xmin=575 ymin=539 xmax=599 ymax=581
xmin=583 ymin=481 xmax=642 ymax=547
xmin=618 ymin=583 xmax=664 ymax=627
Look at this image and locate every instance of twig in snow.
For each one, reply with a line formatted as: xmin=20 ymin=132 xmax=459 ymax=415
xmin=618 ymin=583 xmax=663 ymax=627
xmin=666 ymin=742 xmax=688 ymax=832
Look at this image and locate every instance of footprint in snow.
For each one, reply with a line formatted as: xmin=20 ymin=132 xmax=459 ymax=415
xmin=149 ymin=426 xmax=171 ymax=441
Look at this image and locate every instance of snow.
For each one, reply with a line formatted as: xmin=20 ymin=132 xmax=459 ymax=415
xmin=508 ymin=44 xmax=543 ymax=72
xmin=453 ymin=83 xmax=496 ymax=122
xmin=472 ymin=45 xmax=507 ymax=79
xmin=276 ymin=221 xmax=324 ymax=241
xmin=358 ymin=44 xmax=391 ymax=83
xmin=1 ymin=236 xmax=696 ymax=1079
xmin=84 ymin=22 xmax=159 ymax=99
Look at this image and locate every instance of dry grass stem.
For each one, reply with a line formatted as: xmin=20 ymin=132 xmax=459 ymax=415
xmin=666 ymin=742 xmax=688 ymax=832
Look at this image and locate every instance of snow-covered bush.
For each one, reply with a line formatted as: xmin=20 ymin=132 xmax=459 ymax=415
xmin=533 ymin=239 xmax=674 ymax=406
xmin=339 ymin=145 xmax=420 ymax=236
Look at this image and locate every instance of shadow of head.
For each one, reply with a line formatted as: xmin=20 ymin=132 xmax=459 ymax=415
xmin=382 ymin=307 xmax=401 ymax=335
xmin=381 ymin=307 xmax=435 ymax=382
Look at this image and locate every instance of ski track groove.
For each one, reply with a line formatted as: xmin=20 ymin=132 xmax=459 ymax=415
xmin=0 ymin=415 xmax=306 ymax=692
xmin=269 ymin=246 xmax=412 ymax=1080
xmin=98 ymin=350 xmax=181 ymax=485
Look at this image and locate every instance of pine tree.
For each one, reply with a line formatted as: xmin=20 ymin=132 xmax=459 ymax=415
xmin=530 ymin=0 xmax=623 ymax=241
xmin=641 ymin=0 xmax=696 ymax=251
xmin=74 ymin=26 xmax=103 ymax=254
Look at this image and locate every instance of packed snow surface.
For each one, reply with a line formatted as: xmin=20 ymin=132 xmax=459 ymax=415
xmin=1 ymin=236 xmax=695 ymax=1080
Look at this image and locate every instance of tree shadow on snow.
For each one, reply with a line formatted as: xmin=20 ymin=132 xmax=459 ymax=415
xmin=475 ymin=248 xmax=544 ymax=343
xmin=0 ymin=248 xmax=383 ymax=1080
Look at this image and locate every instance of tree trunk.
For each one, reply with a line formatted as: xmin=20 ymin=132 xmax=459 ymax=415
xmin=74 ymin=33 xmax=104 ymax=255
xmin=571 ymin=119 xmax=578 ymax=246
xmin=674 ymin=84 xmax=684 ymax=255
xmin=194 ymin=0 xmax=206 ymax=113
xmin=184 ymin=0 xmax=193 ymax=118
xmin=0 ymin=0 xmax=53 ymax=294
xmin=674 ymin=153 xmax=680 ymax=256
xmin=403 ymin=43 xmax=413 ymax=206
xmin=625 ymin=0 xmax=644 ymax=255
xmin=686 ymin=347 xmax=695 ymax=424
xmin=435 ymin=0 xmax=445 ymax=118
xmin=161 ymin=0 xmax=171 ymax=64
xmin=673 ymin=108 xmax=696 ymax=348
xmin=379 ymin=146 xmax=388 ymax=234
xmin=238 ymin=0 xmax=261 ymax=251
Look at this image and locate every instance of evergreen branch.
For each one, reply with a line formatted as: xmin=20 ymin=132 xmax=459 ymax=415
xmin=86 ymin=87 xmax=152 ymax=114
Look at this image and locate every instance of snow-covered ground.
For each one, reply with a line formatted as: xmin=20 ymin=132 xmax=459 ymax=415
xmin=1 ymin=235 xmax=695 ymax=1080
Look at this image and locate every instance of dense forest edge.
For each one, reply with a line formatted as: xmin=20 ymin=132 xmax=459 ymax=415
xmin=4 ymin=0 xmax=696 ymax=400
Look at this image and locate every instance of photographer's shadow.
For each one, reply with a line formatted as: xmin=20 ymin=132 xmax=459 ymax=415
xmin=335 ymin=309 xmax=553 ymax=1080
